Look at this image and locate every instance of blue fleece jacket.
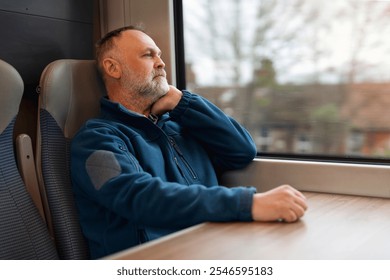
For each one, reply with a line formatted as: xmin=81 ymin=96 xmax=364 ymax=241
xmin=71 ymin=90 xmax=257 ymax=259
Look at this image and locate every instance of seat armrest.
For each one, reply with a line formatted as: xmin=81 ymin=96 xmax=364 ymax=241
xmin=15 ymin=133 xmax=46 ymax=223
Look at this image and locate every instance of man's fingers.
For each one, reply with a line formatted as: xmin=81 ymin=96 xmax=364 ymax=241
xmin=294 ymin=195 xmax=308 ymax=211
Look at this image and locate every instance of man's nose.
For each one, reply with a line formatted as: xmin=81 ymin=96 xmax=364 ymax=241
xmin=155 ymin=56 xmax=165 ymax=68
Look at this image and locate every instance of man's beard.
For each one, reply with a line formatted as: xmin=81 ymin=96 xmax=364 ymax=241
xmin=121 ymin=65 xmax=169 ymax=103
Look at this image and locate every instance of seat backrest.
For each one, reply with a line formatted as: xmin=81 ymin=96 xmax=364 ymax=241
xmin=36 ymin=59 xmax=106 ymax=259
xmin=0 ymin=59 xmax=58 ymax=259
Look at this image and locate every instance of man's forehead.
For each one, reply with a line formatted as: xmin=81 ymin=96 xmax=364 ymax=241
xmin=116 ymin=29 xmax=159 ymax=51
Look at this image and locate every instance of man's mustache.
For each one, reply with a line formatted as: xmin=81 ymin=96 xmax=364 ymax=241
xmin=153 ymin=70 xmax=166 ymax=78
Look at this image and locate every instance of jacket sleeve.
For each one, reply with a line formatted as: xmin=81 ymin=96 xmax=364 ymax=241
xmin=169 ymin=90 xmax=257 ymax=172
xmin=71 ymin=123 xmax=256 ymax=230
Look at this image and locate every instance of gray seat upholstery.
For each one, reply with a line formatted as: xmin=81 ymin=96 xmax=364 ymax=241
xmin=0 ymin=59 xmax=58 ymax=259
xmin=36 ymin=59 xmax=106 ymax=259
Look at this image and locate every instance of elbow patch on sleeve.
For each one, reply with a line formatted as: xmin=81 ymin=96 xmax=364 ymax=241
xmin=86 ymin=150 xmax=122 ymax=190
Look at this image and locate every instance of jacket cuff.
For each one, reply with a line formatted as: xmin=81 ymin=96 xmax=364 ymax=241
xmin=169 ymin=90 xmax=192 ymax=121
xmin=238 ymin=187 xmax=257 ymax=221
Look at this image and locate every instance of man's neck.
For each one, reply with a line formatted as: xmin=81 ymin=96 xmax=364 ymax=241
xmin=108 ymin=90 xmax=153 ymax=117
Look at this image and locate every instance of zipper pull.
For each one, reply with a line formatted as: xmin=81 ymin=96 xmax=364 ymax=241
xmin=148 ymin=113 xmax=158 ymax=124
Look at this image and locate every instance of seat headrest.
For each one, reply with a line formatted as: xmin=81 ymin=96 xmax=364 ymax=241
xmin=0 ymin=59 xmax=24 ymax=134
xmin=39 ymin=59 xmax=106 ymax=139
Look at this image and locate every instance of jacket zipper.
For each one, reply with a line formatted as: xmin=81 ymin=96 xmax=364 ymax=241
xmin=148 ymin=116 xmax=197 ymax=183
xmin=169 ymin=137 xmax=198 ymax=181
xmin=173 ymin=156 xmax=189 ymax=184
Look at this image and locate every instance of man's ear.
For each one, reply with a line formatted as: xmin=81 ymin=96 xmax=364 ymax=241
xmin=102 ymin=58 xmax=121 ymax=79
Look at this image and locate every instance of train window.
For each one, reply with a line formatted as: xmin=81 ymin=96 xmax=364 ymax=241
xmin=181 ymin=0 xmax=390 ymax=161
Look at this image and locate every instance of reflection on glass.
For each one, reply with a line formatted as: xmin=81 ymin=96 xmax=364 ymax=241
xmin=183 ymin=0 xmax=390 ymax=158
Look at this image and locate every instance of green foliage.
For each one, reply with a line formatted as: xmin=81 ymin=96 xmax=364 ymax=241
xmin=311 ymin=103 xmax=339 ymax=123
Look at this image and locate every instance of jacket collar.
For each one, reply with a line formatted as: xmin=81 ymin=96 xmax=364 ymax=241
xmin=99 ymin=97 xmax=172 ymax=134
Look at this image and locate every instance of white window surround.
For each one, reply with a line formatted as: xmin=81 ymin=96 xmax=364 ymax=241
xmin=222 ymin=158 xmax=390 ymax=198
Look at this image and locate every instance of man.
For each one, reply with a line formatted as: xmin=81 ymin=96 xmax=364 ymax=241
xmin=71 ymin=26 xmax=307 ymax=259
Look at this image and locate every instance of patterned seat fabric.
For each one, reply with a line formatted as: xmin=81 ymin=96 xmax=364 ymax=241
xmin=0 ymin=59 xmax=58 ymax=260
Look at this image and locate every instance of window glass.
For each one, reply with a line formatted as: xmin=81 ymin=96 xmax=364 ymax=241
xmin=182 ymin=0 xmax=390 ymax=159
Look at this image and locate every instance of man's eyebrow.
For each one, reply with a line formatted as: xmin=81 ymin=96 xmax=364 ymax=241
xmin=144 ymin=47 xmax=162 ymax=55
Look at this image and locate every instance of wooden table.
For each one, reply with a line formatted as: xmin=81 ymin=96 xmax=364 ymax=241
xmin=107 ymin=192 xmax=390 ymax=259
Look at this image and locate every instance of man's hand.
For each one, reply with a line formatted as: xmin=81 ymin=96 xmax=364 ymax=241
xmin=251 ymin=185 xmax=308 ymax=223
xmin=151 ymin=85 xmax=183 ymax=116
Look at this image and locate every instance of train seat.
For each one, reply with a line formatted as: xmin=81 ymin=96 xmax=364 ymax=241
xmin=0 ymin=59 xmax=58 ymax=259
xmin=36 ymin=59 xmax=106 ymax=259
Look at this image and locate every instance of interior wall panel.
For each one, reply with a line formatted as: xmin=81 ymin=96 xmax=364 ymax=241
xmin=0 ymin=0 xmax=95 ymax=147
